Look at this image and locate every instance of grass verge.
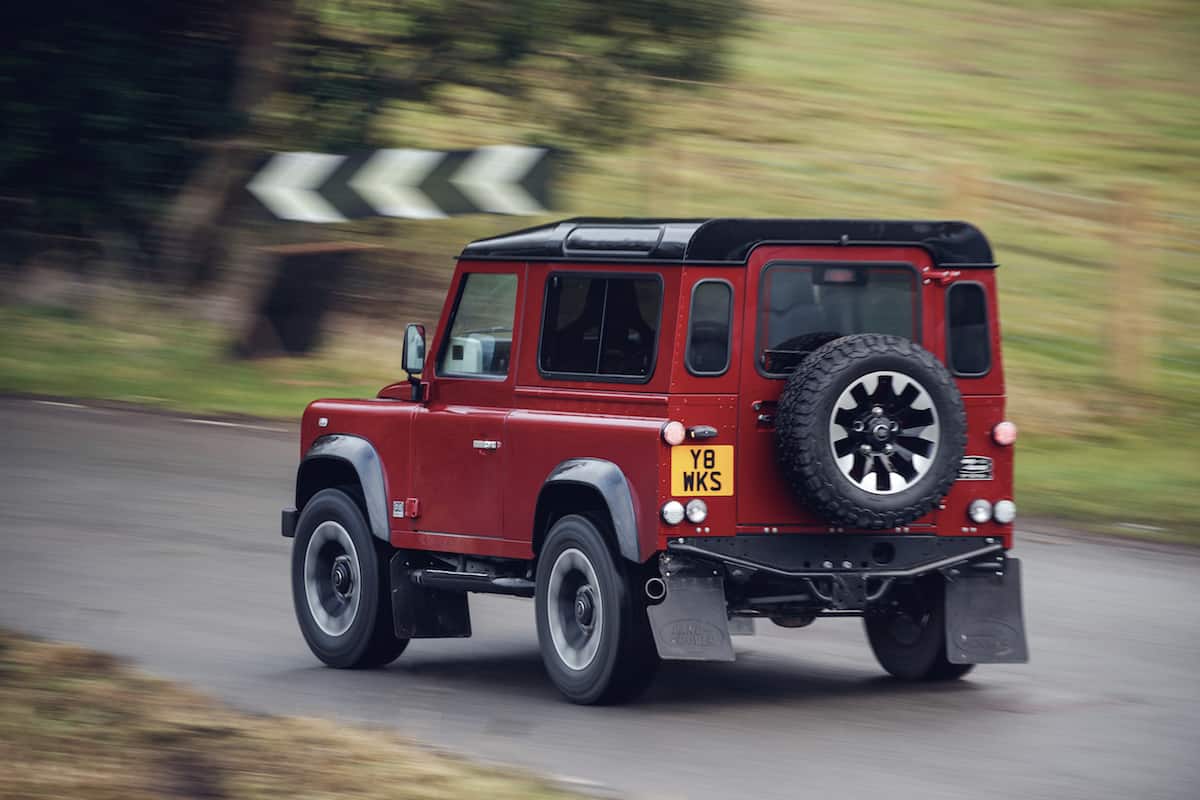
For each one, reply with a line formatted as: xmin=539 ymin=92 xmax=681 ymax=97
xmin=0 ymin=628 xmax=579 ymax=800
xmin=0 ymin=304 xmax=396 ymax=421
xmin=3 ymin=301 xmax=1197 ymax=542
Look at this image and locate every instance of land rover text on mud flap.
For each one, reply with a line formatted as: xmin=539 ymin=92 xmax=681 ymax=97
xmin=283 ymin=218 xmax=1028 ymax=704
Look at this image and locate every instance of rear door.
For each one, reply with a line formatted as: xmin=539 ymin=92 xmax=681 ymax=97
xmin=735 ymin=245 xmax=928 ymax=530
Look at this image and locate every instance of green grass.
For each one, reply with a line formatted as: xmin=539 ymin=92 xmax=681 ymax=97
xmin=0 ymin=629 xmax=579 ymax=800
xmin=3 ymin=300 xmax=1196 ymax=540
xmin=3 ymin=0 xmax=1198 ymax=538
xmin=0 ymin=304 xmax=396 ymax=420
xmin=1018 ymin=433 xmax=1200 ymax=541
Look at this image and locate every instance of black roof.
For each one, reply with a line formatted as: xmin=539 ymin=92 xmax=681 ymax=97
xmin=463 ymin=217 xmax=998 ymax=267
xmin=460 ymin=218 xmax=995 ymax=267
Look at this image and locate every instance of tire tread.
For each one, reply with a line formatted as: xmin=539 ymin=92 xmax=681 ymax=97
xmin=775 ymin=333 xmax=967 ymax=529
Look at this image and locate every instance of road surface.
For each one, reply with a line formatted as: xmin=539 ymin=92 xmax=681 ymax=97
xmin=2 ymin=397 xmax=1197 ymax=799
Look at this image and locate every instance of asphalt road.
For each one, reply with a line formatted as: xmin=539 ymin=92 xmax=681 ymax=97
xmin=2 ymin=397 xmax=1198 ymax=799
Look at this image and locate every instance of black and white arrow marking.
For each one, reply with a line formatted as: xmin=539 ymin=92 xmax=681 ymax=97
xmin=247 ymin=153 xmax=349 ymax=223
xmin=247 ymin=146 xmax=556 ymax=222
xmin=451 ymin=145 xmax=550 ymax=216
xmin=349 ymin=149 xmax=448 ymax=220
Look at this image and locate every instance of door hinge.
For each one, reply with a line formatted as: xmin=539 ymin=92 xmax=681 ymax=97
xmin=404 ymin=497 xmax=421 ymax=519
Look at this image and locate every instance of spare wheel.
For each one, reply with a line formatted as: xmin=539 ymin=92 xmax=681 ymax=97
xmin=774 ymin=333 xmax=967 ymax=529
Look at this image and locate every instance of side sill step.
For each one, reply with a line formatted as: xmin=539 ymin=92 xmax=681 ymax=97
xmin=410 ymin=569 xmax=535 ymax=597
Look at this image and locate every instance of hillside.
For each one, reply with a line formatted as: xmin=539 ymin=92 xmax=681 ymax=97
xmin=4 ymin=0 xmax=1197 ymax=535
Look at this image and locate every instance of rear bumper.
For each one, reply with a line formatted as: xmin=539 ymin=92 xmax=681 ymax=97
xmin=665 ymin=533 xmax=1004 ymax=582
xmin=647 ymin=533 xmax=1028 ymax=665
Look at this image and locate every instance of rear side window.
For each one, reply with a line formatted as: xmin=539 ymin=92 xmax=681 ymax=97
xmin=947 ymin=282 xmax=991 ymax=376
xmin=539 ymin=273 xmax=662 ymax=381
xmin=686 ymin=280 xmax=732 ymax=375
xmin=437 ymin=272 xmax=518 ymax=378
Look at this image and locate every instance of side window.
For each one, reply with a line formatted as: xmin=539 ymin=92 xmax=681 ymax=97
xmin=686 ymin=280 xmax=732 ymax=375
xmin=437 ymin=272 xmax=518 ymax=378
xmin=947 ymin=282 xmax=991 ymax=376
xmin=539 ymin=273 xmax=662 ymax=381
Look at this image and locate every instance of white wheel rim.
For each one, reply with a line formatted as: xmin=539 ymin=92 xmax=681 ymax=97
xmin=304 ymin=520 xmax=362 ymax=637
xmin=828 ymin=370 xmax=940 ymax=496
xmin=546 ymin=547 xmax=603 ymax=671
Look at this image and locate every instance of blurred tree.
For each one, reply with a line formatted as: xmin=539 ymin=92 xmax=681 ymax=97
xmin=282 ymin=0 xmax=743 ymax=149
xmin=1 ymin=0 xmax=743 ymax=285
xmin=1 ymin=1 xmax=241 ymax=279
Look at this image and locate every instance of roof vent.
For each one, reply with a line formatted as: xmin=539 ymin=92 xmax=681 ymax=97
xmin=564 ymin=226 xmax=664 ymax=256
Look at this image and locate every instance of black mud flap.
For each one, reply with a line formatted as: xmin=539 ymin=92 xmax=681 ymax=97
xmin=389 ymin=554 xmax=471 ymax=639
xmin=944 ymin=557 xmax=1029 ymax=664
xmin=646 ymin=575 xmax=735 ymax=662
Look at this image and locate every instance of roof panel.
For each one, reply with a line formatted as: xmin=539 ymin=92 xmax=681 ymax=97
xmin=460 ymin=218 xmax=994 ymax=266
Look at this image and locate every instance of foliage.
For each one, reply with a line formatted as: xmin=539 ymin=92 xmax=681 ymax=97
xmin=283 ymin=0 xmax=744 ymax=149
xmin=0 ymin=0 xmax=743 ymax=270
xmin=0 ymin=1 xmax=238 ymax=268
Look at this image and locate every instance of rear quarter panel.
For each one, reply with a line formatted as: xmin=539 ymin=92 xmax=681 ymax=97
xmin=502 ymin=262 xmax=681 ymax=560
xmin=504 ymin=392 xmax=667 ymax=561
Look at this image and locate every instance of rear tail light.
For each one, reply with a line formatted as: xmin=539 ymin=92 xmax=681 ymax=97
xmin=662 ymin=420 xmax=686 ymax=446
xmin=992 ymin=421 xmax=1018 ymax=446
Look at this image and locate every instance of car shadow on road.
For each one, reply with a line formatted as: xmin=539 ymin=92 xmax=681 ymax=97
xmin=642 ymin=655 xmax=984 ymax=710
xmin=389 ymin=646 xmax=557 ymax=698
xmin=334 ymin=642 xmax=989 ymax=711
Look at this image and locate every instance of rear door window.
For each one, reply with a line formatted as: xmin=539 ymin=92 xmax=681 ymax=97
xmin=947 ymin=282 xmax=991 ymax=376
xmin=757 ymin=263 xmax=917 ymax=376
xmin=539 ymin=273 xmax=662 ymax=381
xmin=686 ymin=280 xmax=733 ymax=376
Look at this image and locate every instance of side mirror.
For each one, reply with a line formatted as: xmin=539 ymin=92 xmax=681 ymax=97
xmin=402 ymin=324 xmax=426 ymax=375
xmin=402 ymin=324 xmax=426 ymax=402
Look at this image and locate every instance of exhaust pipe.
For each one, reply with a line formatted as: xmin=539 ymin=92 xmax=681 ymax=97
xmin=645 ymin=577 xmax=666 ymax=601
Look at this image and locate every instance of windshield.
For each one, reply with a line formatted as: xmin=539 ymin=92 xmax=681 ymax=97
xmin=757 ymin=263 xmax=918 ymax=375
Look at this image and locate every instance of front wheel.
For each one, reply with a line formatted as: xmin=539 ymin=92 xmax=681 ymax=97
xmin=864 ymin=576 xmax=973 ymax=681
xmin=291 ymin=488 xmax=408 ymax=669
xmin=535 ymin=515 xmax=658 ymax=704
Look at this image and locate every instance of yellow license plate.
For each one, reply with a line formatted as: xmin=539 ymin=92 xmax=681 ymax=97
xmin=671 ymin=445 xmax=734 ymax=496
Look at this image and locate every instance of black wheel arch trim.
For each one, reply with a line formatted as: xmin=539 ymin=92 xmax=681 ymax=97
xmin=297 ymin=434 xmax=390 ymax=542
xmin=538 ymin=458 xmax=640 ymax=563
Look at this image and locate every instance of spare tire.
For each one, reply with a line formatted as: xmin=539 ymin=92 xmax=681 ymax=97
xmin=775 ymin=333 xmax=966 ymax=529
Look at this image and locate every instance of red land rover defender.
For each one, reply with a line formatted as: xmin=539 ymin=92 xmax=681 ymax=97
xmin=283 ymin=218 xmax=1028 ymax=704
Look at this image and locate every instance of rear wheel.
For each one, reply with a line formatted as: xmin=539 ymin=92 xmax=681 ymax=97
xmin=535 ymin=515 xmax=658 ymax=704
xmin=292 ymin=488 xmax=407 ymax=669
xmin=864 ymin=576 xmax=973 ymax=681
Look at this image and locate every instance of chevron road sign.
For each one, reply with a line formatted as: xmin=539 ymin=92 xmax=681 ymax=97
xmin=247 ymin=145 xmax=557 ymax=223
